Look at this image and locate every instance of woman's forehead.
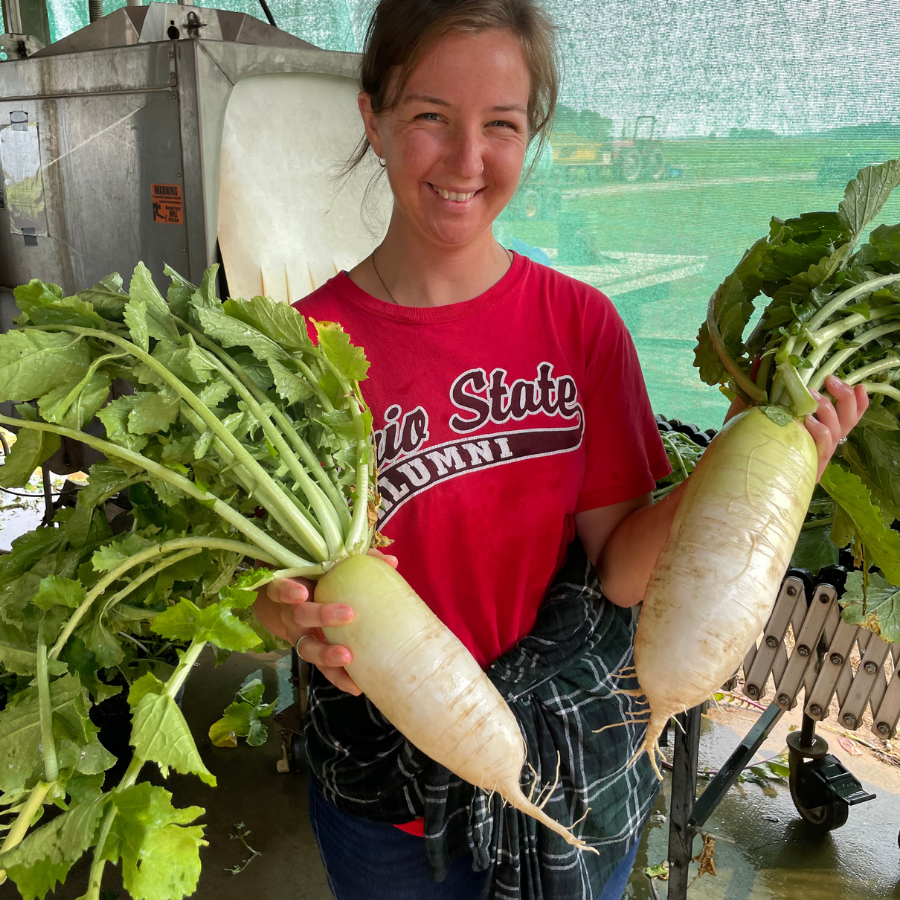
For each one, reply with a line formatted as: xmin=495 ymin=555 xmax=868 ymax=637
xmin=397 ymin=29 xmax=530 ymax=106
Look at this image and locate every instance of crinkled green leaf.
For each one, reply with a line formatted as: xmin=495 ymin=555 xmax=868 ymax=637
xmin=130 ymin=691 xmax=216 ymax=785
xmin=77 ymin=612 xmax=124 ymax=668
xmin=0 ymin=795 xmax=108 ymax=900
xmin=128 ymin=671 xmax=166 ymax=710
xmin=844 ymin=420 xmax=900 ymax=521
xmin=223 ymin=295 xmax=314 ymax=352
xmin=59 ymin=636 xmax=122 ymax=704
xmin=123 ymin=295 xmax=150 ymax=353
xmin=313 ymin=319 xmax=370 ymax=382
xmin=96 ymin=396 xmax=150 ymax=453
xmin=208 ymin=678 xmax=275 ymax=748
xmin=269 ymin=358 xmax=315 ymax=405
xmin=38 ymin=369 xmax=112 ymax=430
xmin=65 ymin=463 xmax=140 ymax=547
xmin=0 ymin=330 xmax=91 ymax=402
xmin=820 ymin=464 xmax=900 ymax=583
xmin=0 ymin=644 xmax=68 ymax=677
xmin=196 ymin=379 xmax=232 ymax=408
xmin=103 ymin=783 xmax=206 ymax=900
xmin=791 ymin=524 xmax=840 ymax=577
xmin=840 ymin=571 xmax=900 ymax=643
xmin=75 ymin=274 xmax=129 ymax=321
xmin=0 ymin=426 xmax=60 ymax=488
xmin=163 ymin=265 xmax=197 ymax=321
xmin=57 ymin=730 xmax=116 ymax=776
xmin=150 ymin=598 xmax=261 ymax=652
xmin=127 ymin=388 xmax=181 ymax=435
xmin=0 ymin=675 xmax=96 ymax=793
xmin=151 ymin=336 xmax=215 ymax=384
xmin=194 ymin=306 xmax=290 ymax=365
xmin=32 ymin=576 xmax=85 ymax=610
xmin=129 ymin=262 xmax=180 ymax=343
xmin=12 ymin=278 xmax=63 ymax=313
xmin=838 ymin=158 xmax=900 ymax=238
xmin=91 ymin=533 xmax=154 ymax=573
xmin=0 ymin=526 xmax=68 ymax=580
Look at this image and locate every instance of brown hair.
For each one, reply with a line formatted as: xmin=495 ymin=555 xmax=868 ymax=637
xmin=348 ymin=0 xmax=559 ymax=178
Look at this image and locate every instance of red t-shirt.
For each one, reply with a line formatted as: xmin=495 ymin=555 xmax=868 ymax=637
xmin=294 ymin=253 xmax=669 ymax=834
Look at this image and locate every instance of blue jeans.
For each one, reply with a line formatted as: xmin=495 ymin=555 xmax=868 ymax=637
xmin=308 ymin=778 xmax=490 ymax=899
xmin=308 ymin=778 xmax=640 ymax=900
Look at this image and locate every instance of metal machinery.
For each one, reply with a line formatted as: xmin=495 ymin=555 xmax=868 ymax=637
xmin=0 ymin=0 xmax=387 ymax=470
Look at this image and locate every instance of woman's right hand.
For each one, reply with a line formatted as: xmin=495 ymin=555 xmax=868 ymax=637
xmin=253 ymin=549 xmax=399 ymax=696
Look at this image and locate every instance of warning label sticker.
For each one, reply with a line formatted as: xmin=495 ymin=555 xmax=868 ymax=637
xmin=151 ymin=183 xmax=183 ymax=225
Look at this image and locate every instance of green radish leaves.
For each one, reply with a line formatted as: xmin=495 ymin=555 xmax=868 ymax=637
xmin=0 ymin=331 xmax=91 ymax=402
xmin=150 ymin=597 xmax=262 ymax=653
xmin=0 ymin=259 xmax=378 ymax=898
xmin=820 ymin=464 xmax=900 ymax=584
xmin=692 ymin=158 xmax=900 ymax=615
xmin=100 ymin=784 xmax=207 ymax=900
xmin=129 ymin=685 xmax=217 ymax=786
xmin=208 ymin=678 xmax=275 ymax=748
xmin=840 ymin=571 xmax=900 ymax=643
xmin=839 ymin=157 xmax=900 ymax=240
xmin=0 ymin=795 xmax=109 ymax=900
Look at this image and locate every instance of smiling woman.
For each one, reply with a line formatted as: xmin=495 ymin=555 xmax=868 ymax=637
xmin=246 ymin=1 xmax=866 ymax=899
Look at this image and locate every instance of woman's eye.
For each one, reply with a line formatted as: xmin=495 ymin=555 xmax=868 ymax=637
xmin=489 ymin=120 xmax=517 ymax=130
xmin=417 ymin=112 xmax=441 ymax=122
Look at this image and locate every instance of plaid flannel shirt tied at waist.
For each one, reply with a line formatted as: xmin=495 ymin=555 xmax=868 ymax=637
xmin=304 ymin=539 xmax=659 ymax=900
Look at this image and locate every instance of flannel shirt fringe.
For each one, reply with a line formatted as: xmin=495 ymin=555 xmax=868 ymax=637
xmin=305 ymin=540 xmax=659 ymax=900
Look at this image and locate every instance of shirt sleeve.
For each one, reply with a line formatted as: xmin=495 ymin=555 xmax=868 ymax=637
xmin=575 ymin=295 xmax=671 ymax=512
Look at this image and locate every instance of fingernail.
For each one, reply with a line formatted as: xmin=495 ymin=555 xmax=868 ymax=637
xmin=336 ymin=650 xmax=352 ymax=665
xmin=810 ymin=390 xmax=823 ymax=400
xmin=289 ymin=585 xmax=306 ymax=602
xmin=333 ymin=606 xmax=354 ymax=622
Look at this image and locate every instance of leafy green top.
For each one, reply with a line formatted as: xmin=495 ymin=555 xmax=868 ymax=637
xmin=0 ymin=263 xmax=379 ymax=900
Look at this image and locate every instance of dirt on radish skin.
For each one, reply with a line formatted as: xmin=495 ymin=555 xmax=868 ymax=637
xmin=632 ymin=408 xmax=818 ymax=776
xmin=316 ymin=554 xmax=596 ymax=851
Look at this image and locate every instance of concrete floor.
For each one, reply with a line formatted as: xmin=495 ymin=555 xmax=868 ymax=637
xmin=36 ymin=648 xmax=900 ymax=900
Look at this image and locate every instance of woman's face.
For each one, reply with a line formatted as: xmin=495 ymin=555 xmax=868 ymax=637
xmin=361 ymin=29 xmax=531 ymax=250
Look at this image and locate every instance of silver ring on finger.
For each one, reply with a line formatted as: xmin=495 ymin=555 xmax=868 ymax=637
xmin=837 ymin=437 xmax=847 ymax=445
xmin=294 ymin=633 xmax=313 ymax=659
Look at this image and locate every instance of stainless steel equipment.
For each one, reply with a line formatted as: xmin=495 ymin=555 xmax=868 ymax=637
xmin=0 ymin=3 xmax=386 ymax=470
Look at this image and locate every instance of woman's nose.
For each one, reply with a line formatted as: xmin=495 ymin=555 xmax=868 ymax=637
xmin=445 ymin=126 xmax=484 ymax=180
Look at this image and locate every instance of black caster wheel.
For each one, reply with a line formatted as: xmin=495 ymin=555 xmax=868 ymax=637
xmin=793 ymin=796 xmax=849 ymax=831
xmin=288 ymin=733 xmax=306 ymax=773
xmin=789 ymin=767 xmax=849 ymax=832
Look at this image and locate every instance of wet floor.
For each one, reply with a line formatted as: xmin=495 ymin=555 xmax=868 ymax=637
xmin=626 ymin=716 xmax=900 ymax=900
xmin=36 ymin=648 xmax=900 ymax=900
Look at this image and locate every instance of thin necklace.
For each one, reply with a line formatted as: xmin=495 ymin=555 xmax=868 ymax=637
xmin=371 ymin=250 xmax=396 ymax=305
xmin=370 ymin=245 xmax=514 ymax=306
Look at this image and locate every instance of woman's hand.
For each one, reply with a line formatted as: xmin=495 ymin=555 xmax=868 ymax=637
xmin=806 ymin=375 xmax=869 ymax=481
xmin=253 ymin=549 xmax=399 ymax=696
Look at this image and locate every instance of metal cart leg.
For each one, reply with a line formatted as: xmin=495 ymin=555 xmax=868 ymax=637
xmin=666 ymin=701 xmax=784 ymax=899
xmin=667 ymin=705 xmax=702 ymax=900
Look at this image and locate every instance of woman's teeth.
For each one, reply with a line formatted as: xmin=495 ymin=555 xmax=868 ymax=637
xmin=432 ymin=185 xmax=476 ymax=202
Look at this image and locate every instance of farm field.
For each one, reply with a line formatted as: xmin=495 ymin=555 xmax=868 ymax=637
xmin=501 ymin=136 xmax=900 ymax=429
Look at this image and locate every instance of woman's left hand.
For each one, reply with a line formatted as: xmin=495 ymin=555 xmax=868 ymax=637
xmin=805 ymin=374 xmax=869 ymax=482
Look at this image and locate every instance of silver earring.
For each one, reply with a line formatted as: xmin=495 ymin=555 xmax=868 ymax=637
xmin=480 ymin=164 xmax=484 ymax=174
xmin=378 ymin=157 xmax=386 ymax=168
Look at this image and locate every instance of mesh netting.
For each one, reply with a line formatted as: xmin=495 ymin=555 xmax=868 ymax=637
xmin=43 ymin=0 xmax=900 ymax=426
